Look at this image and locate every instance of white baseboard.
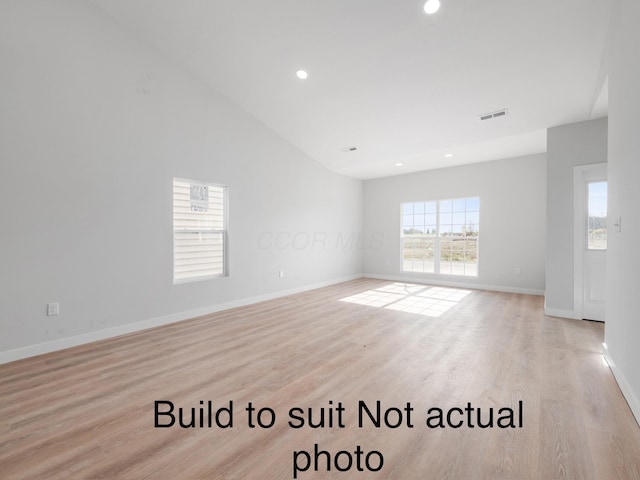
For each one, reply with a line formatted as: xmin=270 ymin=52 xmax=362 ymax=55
xmin=543 ymin=307 xmax=579 ymax=319
xmin=364 ymin=273 xmax=544 ymax=296
xmin=602 ymin=343 xmax=640 ymax=427
xmin=0 ymin=274 xmax=363 ymax=365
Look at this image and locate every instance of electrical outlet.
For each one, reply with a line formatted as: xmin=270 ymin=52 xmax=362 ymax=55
xmin=47 ymin=302 xmax=60 ymax=316
xmin=279 ymin=270 xmax=284 ymax=278
xmin=515 ymin=267 xmax=521 ymax=275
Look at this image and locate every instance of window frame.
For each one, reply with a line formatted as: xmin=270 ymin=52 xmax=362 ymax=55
xmin=586 ymin=180 xmax=607 ymax=251
xmin=172 ymin=177 xmax=229 ymax=284
xmin=400 ymin=197 xmax=479 ymax=277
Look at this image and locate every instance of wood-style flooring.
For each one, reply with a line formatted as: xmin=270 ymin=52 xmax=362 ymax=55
xmin=1 ymin=279 xmax=639 ymax=479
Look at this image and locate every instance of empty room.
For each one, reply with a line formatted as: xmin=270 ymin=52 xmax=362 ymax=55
xmin=1 ymin=0 xmax=640 ymax=479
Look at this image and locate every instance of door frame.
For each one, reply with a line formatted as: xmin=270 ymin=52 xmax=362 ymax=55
xmin=573 ymin=163 xmax=607 ymax=321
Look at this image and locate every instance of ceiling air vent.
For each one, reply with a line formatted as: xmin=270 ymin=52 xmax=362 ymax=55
xmin=478 ymin=108 xmax=508 ymax=121
xmin=340 ymin=146 xmax=357 ymax=152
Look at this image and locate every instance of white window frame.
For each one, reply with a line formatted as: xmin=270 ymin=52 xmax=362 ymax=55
xmin=173 ymin=178 xmax=228 ymax=284
xmin=400 ymin=197 xmax=479 ymax=277
xmin=586 ymin=180 xmax=607 ymax=251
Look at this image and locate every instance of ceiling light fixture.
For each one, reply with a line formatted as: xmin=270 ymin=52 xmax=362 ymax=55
xmin=423 ymin=0 xmax=441 ymax=15
xmin=395 ymin=162 xmax=404 ymax=167
xmin=444 ymin=153 xmax=453 ymax=158
xmin=296 ymin=70 xmax=308 ymax=80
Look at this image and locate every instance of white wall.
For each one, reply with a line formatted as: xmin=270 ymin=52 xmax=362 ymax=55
xmin=363 ymin=154 xmax=546 ymax=293
xmin=604 ymin=0 xmax=640 ymax=423
xmin=0 ymin=0 xmax=362 ymax=360
xmin=545 ymin=118 xmax=608 ymax=316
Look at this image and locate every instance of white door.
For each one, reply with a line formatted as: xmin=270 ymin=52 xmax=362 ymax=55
xmin=574 ymin=164 xmax=607 ymax=321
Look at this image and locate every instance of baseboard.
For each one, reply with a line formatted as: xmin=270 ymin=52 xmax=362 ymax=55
xmin=364 ymin=273 xmax=544 ymax=296
xmin=0 ymin=274 xmax=363 ymax=365
xmin=543 ymin=307 xmax=579 ymax=319
xmin=602 ymin=343 xmax=640 ymax=427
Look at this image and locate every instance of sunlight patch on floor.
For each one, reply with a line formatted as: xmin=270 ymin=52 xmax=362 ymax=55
xmin=339 ymin=283 xmax=472 ymax=317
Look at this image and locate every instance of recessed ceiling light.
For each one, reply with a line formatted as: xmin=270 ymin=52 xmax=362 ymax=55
xmin=395 ymin=162 xmax=404 ymax=167
xmin=296 ymin=70 xmax=308 ymax=80
xmin=423 ymin=0 xmax=441 ymax=15
xmin=444 ymin=153 xmax=453 ymax=158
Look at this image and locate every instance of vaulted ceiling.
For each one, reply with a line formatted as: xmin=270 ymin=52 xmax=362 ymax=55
xmin=91 ymin=0 xmax=613 ymax=179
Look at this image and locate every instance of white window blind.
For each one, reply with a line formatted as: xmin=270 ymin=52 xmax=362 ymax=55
xmin=173 ymin=178 xmax=227 ymax=283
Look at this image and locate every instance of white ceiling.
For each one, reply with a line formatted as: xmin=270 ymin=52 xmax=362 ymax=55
xmin=90 ymin=0 xmax=613 ymax=179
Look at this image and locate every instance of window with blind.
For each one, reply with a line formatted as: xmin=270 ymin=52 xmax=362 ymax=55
xmin=173 ymin=178 xmax=227 ymax=283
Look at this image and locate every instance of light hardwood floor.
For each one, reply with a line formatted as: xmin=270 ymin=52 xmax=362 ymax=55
xmin=1 ymin=279 xmax=639 ymax=479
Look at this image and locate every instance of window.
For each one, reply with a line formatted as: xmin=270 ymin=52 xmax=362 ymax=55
xmin=173 ymin=178 xmax=227 ymax=283
xmin=587 ymin=181 xmax=607 ymax=250
xmin=401 ymin=197 xmax=479 ymax=276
